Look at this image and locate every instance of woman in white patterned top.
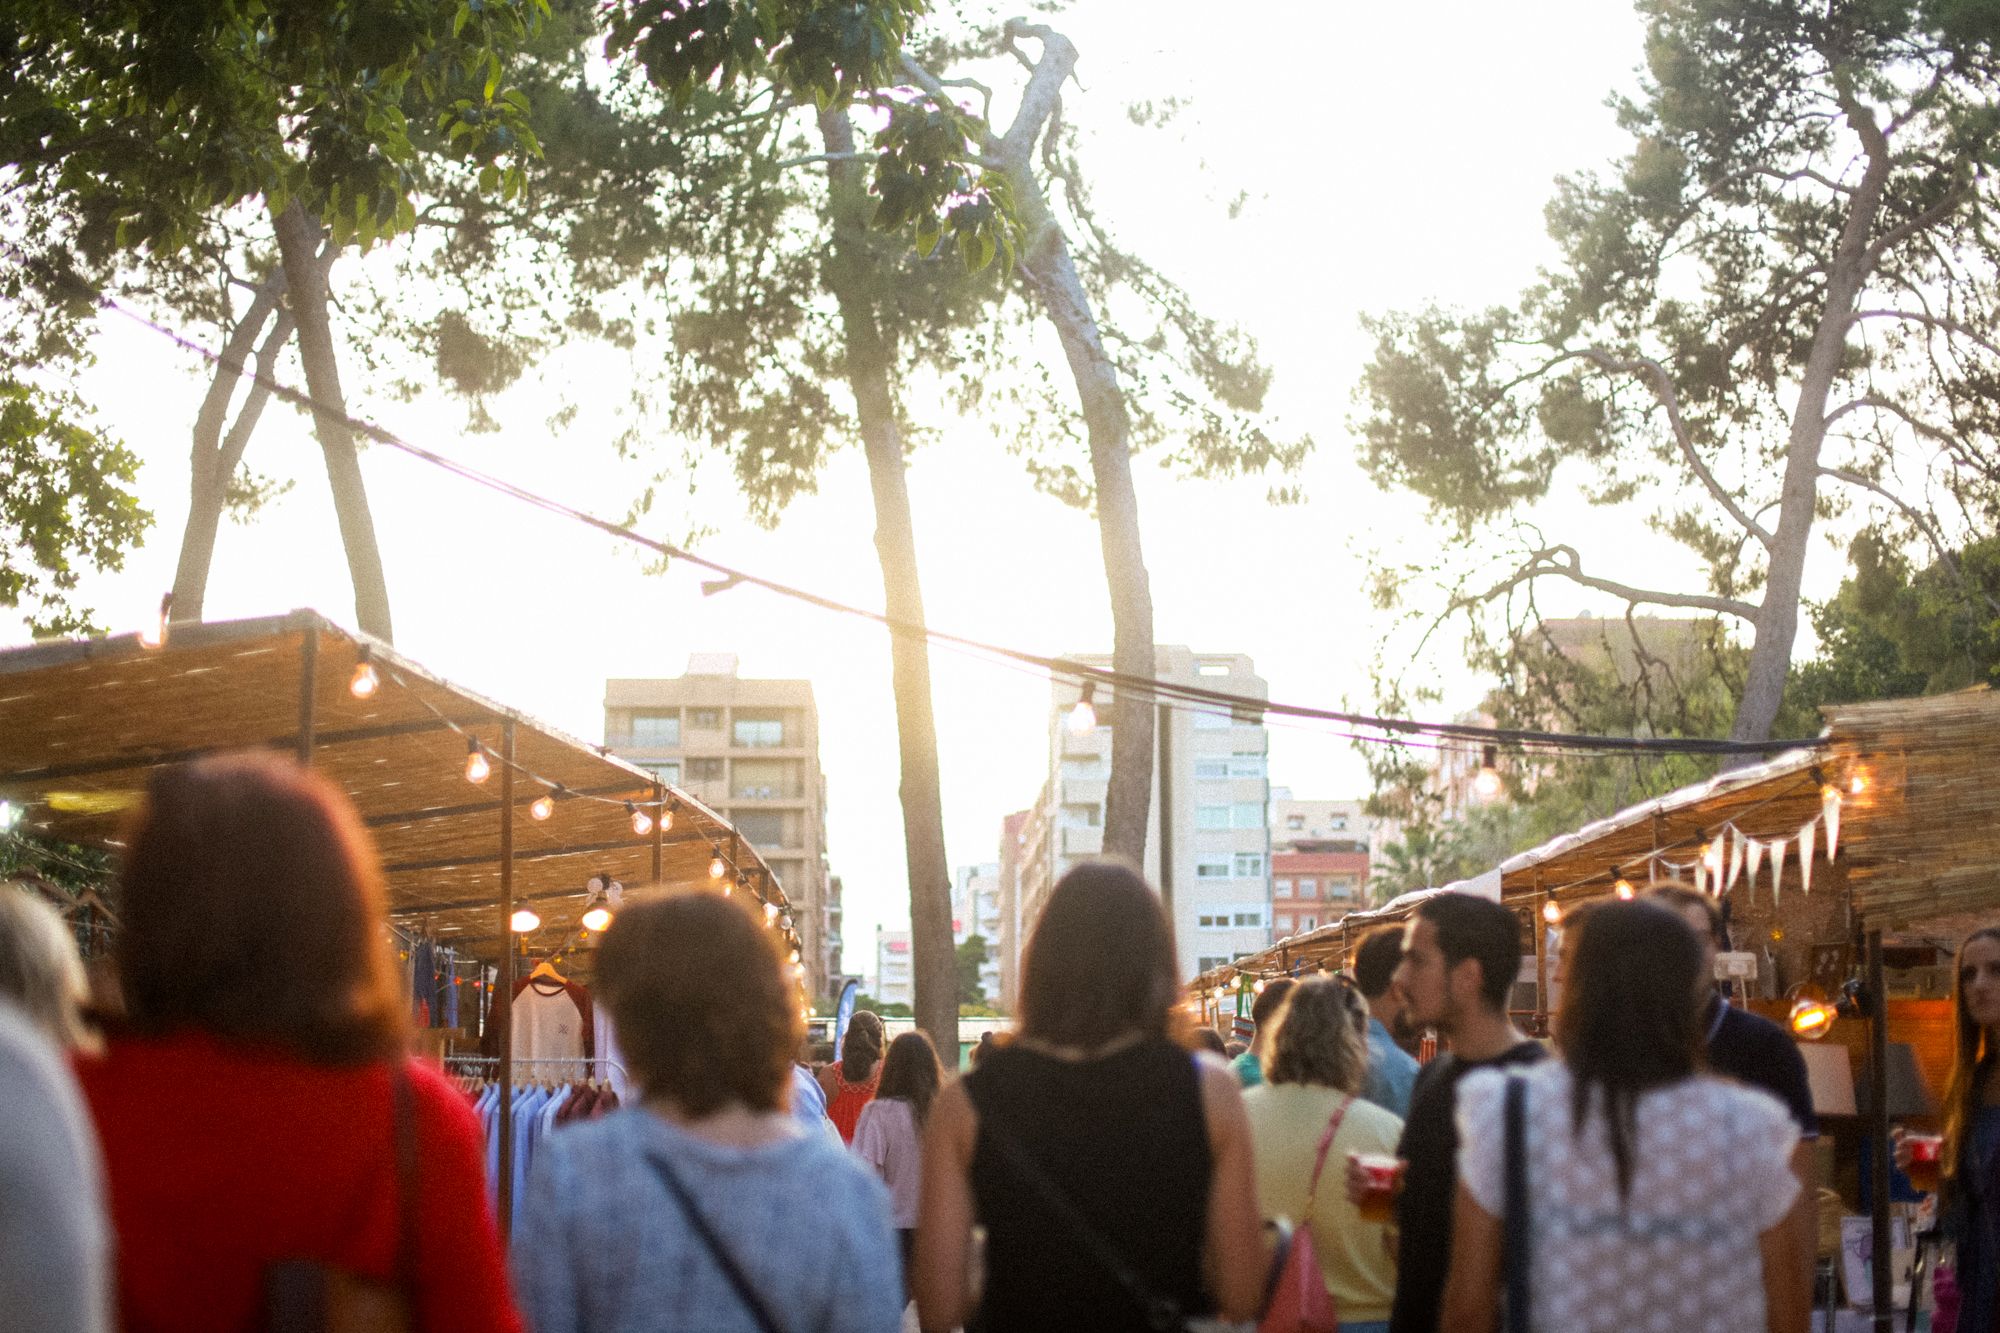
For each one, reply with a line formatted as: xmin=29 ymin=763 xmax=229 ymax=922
xmin=1440 ymin=898 xmax=1811 ymax=1333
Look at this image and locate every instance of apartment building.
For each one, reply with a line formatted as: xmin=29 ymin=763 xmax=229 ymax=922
xmin=952 ymin=862 xmax=1003 ymax=1003
xmin=874 ymin=926 xmax=914 ymax=1008
xmin=1271 ymin=848 xmax=1371 ymax=939
xmin=604 ymin=655 xmax=837 ymax=996
xmin=995 ymin=809 xmax=1031 ymax=1010
xmin=1021 ymin=647 xmax=1273 ymax=982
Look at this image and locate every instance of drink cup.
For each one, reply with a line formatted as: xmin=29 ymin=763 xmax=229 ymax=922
xmin=1352 ymin=1153 xmax=1403 ymax=1224
xmin=1906 ymin=1133 xmax=1944 ymax=1194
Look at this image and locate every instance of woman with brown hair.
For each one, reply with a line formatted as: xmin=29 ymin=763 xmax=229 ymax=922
xmin=820 ymin=1007 xmax=885 ymax=1144
xmin=73 ymin=752 xmax=521 ymax=1333
xmin=853 ymin=1031 xmax=944 ymax=1290
xmin=511 ymin=888 xmax=902 ymax=1333
xmin=913 ymin=860 xmax=1264 ymax=1332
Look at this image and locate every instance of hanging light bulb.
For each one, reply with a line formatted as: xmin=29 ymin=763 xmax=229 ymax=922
xmin=1850 ymin=772 xmax=1867 ymax=795
xmin=1065 ymin=680 xmax=1098 ymax=735
xmin=349 ymin=646 xmax=380 ymax=699
xmin=764 ymin=901 xmax=780 ymax=924
xmin=464 ymin=738 xmax=491 ymax=784
xmin=1541 ymin=895 xmax=1562 ymax=924
xmin=627 ymin=802 xmax=652 ymax=836
xmin=509 ymin=906 xmax=541 ymax=933
xmin=1789 ymin=992 xmax=1838 ymax=1040
xmin=659 ymin=799 xmax=675 ymax=833
xmin=0 ymin=800 xmax=18 ymax=831
xmin=137 ymin=593 xmax=172 ymax=649
xmin=1472 ymin=743 xmax=1503 ymax=801
xmin=581 ymin=905 xmax=613 ymax=932
xmin=529 ymin=792 xmax=554 ymax=821
xmin=708 ymin=846 xmax=727 ymax=879
xmin=789 ymin=949 xmax=802 ymax=965
xmin=1253 ymin=978 xmax=1268 ymax=994
xmin=1614 ymin=876 xmax=1635 ymax=901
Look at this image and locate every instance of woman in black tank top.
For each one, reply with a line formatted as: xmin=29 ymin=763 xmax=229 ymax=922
xmin=913 ymin=862 xmax=1265 ymax=1333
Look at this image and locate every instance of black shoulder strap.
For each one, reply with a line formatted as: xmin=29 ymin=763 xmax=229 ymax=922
xmin=646 ymin=1152 xmax=791 ymax=1333
xmin=1503 ymin=1072 xmax=1532 ymax=1333
xmin=981 ymin=1122 xmax=1186 ymax=1333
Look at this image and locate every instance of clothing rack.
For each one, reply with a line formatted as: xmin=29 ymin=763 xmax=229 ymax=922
xmin=445 ymin=1055 xmax=629 ymax=1077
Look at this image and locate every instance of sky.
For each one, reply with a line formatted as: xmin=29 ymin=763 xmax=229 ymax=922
xmin=3 ymin=0 xmax=1808 ymax=974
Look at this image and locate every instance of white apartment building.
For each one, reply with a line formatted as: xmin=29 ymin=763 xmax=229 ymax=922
xmin=874 ymin=926 xmax=914 ymax=1008
xmin=604 ymin=655 xmax=837 ymax=997
xmin=1270 ymin=792 xmax=1401 ymax=861
xmin=952 ymin=862 xmax=1003 ymax=1003
xmin=1019 ymin=647 xmax=1272 ymax=982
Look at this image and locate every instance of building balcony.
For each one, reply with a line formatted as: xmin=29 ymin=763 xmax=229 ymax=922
xmin=1060 ymin=826 xmax=1104 ymax=856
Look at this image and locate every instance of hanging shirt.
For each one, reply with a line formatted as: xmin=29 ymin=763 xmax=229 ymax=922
xmin=438 ymin=949 xmax=460 ymax=1030
xmin=593 ymin=1000 xmax=632 ymax=1103
xmin=409 ymin=938 xmax=437 ymax=1025
xmin=511 ymin=985 xmax=586 ymax=1080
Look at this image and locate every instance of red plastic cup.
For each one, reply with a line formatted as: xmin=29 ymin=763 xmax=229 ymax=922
xmin=1352 ymin=1153 xmax=1403 ymax=1224
xmin=1907 ymin=1134 xmax=1944 ymax=1194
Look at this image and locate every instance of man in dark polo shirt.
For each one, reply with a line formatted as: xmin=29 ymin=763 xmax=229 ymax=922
xmin=1368 ymin=892 xmax=1545 ymax=1333
xmin=1648 ymin=882 xmax=1816 ymax=1315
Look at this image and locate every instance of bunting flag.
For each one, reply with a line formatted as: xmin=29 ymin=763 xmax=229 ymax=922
xmin=1694 ymin=855 xmax=1707 ymax=896
xmin=1724 ymin=833 xmax=1746 ymax=896
xmin=1800 ymin=821 xmax=1817 ymax=895
xmin=1823 ymin=787 xmax=1842 ymax=860
xmin=1769 ymin=838 xmax=1788 ymax=903
xmin=1745 ymin=837 xmax=1766 ymax=890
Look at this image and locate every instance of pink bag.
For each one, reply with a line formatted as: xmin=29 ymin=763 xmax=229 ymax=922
xmin=1258 ymin=1098 xmax=1352 ymax=1333
xmin=1933 ymin=1261 xmax=1960 ymax=1333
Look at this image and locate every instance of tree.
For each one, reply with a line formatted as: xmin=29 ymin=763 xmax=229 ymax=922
xmin=1355 ymin=0 xmax=2000 ymax=746
xmin=955 ymin=932 xmax=989 ymax=1006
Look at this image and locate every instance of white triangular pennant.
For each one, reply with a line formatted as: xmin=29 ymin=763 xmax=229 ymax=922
xmin=1746 ymin=837 xmax=1766 ymax=884
xmin=1724 ymin=832 xmax=1746 ymax=896
xmin=1823 ymin=788 xmax=1842 ymax=860
xmin=1694 ymin=856 xmax=1707 ymax=896
xmin=1769 ymin=839 xmax=1787 ymax=903
xmin=1800 ymin=820 xmax=1817 ymax=895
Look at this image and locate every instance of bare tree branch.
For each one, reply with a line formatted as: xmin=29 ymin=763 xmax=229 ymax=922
xmin=1849 ymin=307 xmax=2000 ymax=360
xmin=1469 ymin=544 xmax=1760 ymax=620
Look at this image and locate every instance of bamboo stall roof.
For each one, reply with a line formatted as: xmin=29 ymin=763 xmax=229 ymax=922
xmin=1191 ymin=687 xmax=2000 ymax=993
xmin=0 ymin=609 xmax=785 ymax=962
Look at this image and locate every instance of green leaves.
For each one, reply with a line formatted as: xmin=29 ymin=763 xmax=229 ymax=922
xmin=869 ymin=100 xmax=1019 ymax=274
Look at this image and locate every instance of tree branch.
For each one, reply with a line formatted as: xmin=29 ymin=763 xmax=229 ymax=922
xmin=1471 ymin=544 xmax=1760 ymax=621
xmin=1849 ymin=307 xmax=2000 ymax=360
xmin=1575 ymin=347 xmax=1776 ymax=550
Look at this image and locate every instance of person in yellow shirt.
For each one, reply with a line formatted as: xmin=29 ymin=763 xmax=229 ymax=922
xmin=1241 ymin=976 xmax=1401 ymax=1333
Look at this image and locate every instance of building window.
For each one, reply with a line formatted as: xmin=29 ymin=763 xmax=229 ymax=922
xmin=1234 ymin=852 xmax=1265 ymax=878
xmin=1302 ymin=916 xmax=1317 ymax=931
xmin=1060 ymin=756 xmax=1102 ymax=780
xmin=1195 ymin=860 xmax=1231 ymax=879
xmin=688 ymin=708 xmax=722 ymax=729
xmin=1229 ymin=753 xmax=1267 ymax=777
xmin=1232 ymin=910 xmax=1263 ymax=928
xmin=1285 ymin=814 xmax=1305 ymax=830
xmin=1197 ymin=914 xmax=1228 ymax=929
xmin=1196 ymin=661 xmax=1232 ymax=676
xmin=1330 ymin=815 xmax=1349 ymax=831
xmin=1273 ymin=877 xmax=1293 ymax=898
xmin=1198 ymin=956 xmax=1231 ymax=972
xmin=732 ymin=810 xmax=787 ymax=848
xmin=1193 ymin=758 xmax=1230 ymax=780
xmin=1192 ymin=709 xmax=1233 ymax=730
xmin=1232 ymin=802 xmax=1264 ymax=829
xmin=1327 ymin=876 xmax=1357 ymax=900
xmin=1196 ymin=805 xmax=1231 ymax=830
xmin=1296 ymin=878 xmax=1317 ymax=899
xmin=1061 ymin=803 xmax=1101 ymax=828
xmin=686 ymin=757 xmax=724 ymax=782
xmin=642 ymin=761 xmax=681 ymax=786
xmin=733 ymin=714 xmax=786 ymax=747
xmin=625 ymin=711 xmax=680 ymax=746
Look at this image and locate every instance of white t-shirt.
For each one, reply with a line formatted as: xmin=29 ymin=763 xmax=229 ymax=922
xmin=511 ymin=984 xmax=586 ymax=1080
xmin=1457 ymin=1060 xmax=1799 ymax=1333
xmin=850 ymin=1097 xmax=922 ymax=1228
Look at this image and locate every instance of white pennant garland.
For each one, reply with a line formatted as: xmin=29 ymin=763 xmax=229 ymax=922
xmin=1724 ymin=832 xmax=1746 ymax=896
xmin=1745 ymin=837 xmax=1766 ymax=894
xmin=1694 ymin=855 xmax=1707 ymax=896
xmin=1822 ymin=788 xmax=1842 ymax=861
xmin=1799 ymin=820 xmax=1817 ymax=895
xmin=1769 ymin=838 xmax=1788 ymax=903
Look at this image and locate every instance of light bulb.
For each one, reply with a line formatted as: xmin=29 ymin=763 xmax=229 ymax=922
xmin=627 ymin=803 xmax=652 ymax=836
xmin=138 ymin=594 xmax=171 ymax=649
xmin=581 ymin=906 xmax=612 ymax=932
xmin=349 ymin=660 xmax=379 ymax=698
xmin=1252 ymin=978 xmax=1267 ymax=994
xmin=1850 ymin=773 xmax=1867 ymax=795
xmin=1471 ymin=743 xmax=1503 ymax=800
xmin=529 ymin=793 xmax=554 ymax=821
xmin=764 ymin=902 xmax=780 ymax=923
xmin=1789 ymin=996 xmax=1837 ymax=1039
xmin=1065 ymin=680 xmax=1098 ymax=735
xmin=465 ymin=740 xmax=491 ymax=784
xmin=659 ymin=804 xmax=674 ymax=832
xmin=708 ymin=850 xmax=726 ymax=879
xmin=1541 ymin=897 xmax=1561 ymax=924
xmin=509 ymin=907 xmax=540 ymax=933
xmin=0 ymin=800 xmax=18 ymax=831
xmin=789 ymin=949 xmax=801 ymax=964
xmin=1613 ymin=878 xmax=1635 ymax=900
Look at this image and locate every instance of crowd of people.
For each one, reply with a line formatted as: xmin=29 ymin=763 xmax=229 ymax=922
xmin=0 ymin=751 xmax=1994 ymax=1331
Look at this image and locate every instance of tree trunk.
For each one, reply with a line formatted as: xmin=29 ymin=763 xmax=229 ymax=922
xmin=818 ymin=108 xmax=957 ymax=1054
xmin=271 ymin=200 xmax=395 ymax=642
xmin=989 ymin=29 xmax=1157 ymax=864
xmin=170 ymin=270 xmax=294 ymax=623
xmin=1730 ymin=117 xmax=1892 ymax=745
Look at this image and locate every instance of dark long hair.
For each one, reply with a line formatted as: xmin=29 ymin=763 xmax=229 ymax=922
xmin=1554 ymin=899 xmax=1705 ymax=1200
xmin=841 ymin=1008 xmax=885 ymax=1081
xmin=1018 ymin=860 xmax=1177 ymax=1050
xmin=876 ymin=1030 xmax=943 ymax=1125
xmin=1943 ymin=928 xmax=2000 ymax=1196
xmin=116 ymin=752 xmax=405 ymax=1064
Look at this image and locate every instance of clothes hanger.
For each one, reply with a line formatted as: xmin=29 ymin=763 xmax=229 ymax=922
xmin=527 ymin=956 xmax=568 ymax=986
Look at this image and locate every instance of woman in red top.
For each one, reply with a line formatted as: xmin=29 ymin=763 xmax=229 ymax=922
xmin=818 ymin=1008 xmax=884 ymax=1142
xmin=73 ymin=752 xmax=523 ymax=1333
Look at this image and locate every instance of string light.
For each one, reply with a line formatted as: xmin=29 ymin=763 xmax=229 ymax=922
xmin=627 ymin=802 xmax=652 ymax=836
xmin=789 ymin=949 xmax=802 ymax=964
xmin=764 ymin=902 xmax=780 ymax=924
xmin=581 ymin=905 xmax=612 ymax=932
xmin=509 ymin=906 xmax=541 ymax=933
xmin=1541 ymin=895 xmax=1562 ymax=924
xmin=1472 ymin=743 xmax=1503 ymax=800
xmin=138 ymin=592 xmax=172 ymax=649
xmin=1613 ymin=872 xmax=1635 ymax=900
xmin=349 ymin=645 xmax=379 ymax=699
xmin=529 ymin=792 xmax=554 ymax=821
xmin=0 ymin=800 xmax=18 ymax=831
xmin=464 ymin=738 xmax=491 ymax=784
xmin=709 ymin=847 xmax=727 ymax=879
xmin=1065 ymin=680 xmax=1098 ymax=735
xmin=659 ymin=797 xmax=676 ymax=833
xmin=1850 ymin=772 xmax=1867 ymax=795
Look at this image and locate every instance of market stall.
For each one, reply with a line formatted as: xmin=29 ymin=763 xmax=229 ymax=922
xmin=0 ymin=607 xmax=796 ymax=1228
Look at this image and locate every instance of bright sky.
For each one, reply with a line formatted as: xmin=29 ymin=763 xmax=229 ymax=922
xmin=6 ymin=0 xmax=1800 ymax=974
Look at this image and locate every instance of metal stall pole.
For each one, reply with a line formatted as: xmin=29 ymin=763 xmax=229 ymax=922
xmin=295 ymin=624 xmax=319 ymax=764
xmin=496 ymin=720 xmax=518 ymax=1239
xmin=1866 ymin=927 xmax=1892 ymax=1332
xmin=651 ymin=784 xmax=665 ymax=883
xmin=1532 ymin=873 xmax=1550 ymax=1035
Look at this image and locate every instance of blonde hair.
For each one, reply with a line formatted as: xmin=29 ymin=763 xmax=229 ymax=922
xmin=0 ymin=885 xmax=94 ymax=1049
xmin=1265 ymin=976 xmax=1368 ymax=1093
